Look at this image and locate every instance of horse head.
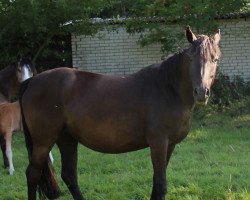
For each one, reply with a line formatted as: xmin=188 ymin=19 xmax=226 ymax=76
xmin=16 ymin=55 xmax=37 ymax=83
xmin=185 ymin=26 xmax=221 ymax=105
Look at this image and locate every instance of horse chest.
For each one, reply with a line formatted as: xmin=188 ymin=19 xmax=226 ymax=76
xmin=164 ymin=110 xmax=192 ymax=143
xmin=172 ymin=117 xmax=191 ymax=143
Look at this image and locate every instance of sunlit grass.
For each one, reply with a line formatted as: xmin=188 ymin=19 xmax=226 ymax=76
xmin=0 ymin=110 xmax=249 ymax=200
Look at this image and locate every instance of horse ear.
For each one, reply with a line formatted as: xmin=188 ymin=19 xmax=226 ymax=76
xmin=213 ymin=29 xmax=221 ymax=44
xmin=186 ymin=26 xmax=197 ymax=44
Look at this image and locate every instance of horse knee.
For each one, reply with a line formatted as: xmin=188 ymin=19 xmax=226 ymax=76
xmin=26 ymin=164 xmax=42 ymax=185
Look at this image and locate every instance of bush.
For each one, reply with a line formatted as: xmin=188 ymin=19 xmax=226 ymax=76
xmin=194 ymin=71 xmax=250 ymax=119
xmin=210 ymin=71 xmax=249 ymax=107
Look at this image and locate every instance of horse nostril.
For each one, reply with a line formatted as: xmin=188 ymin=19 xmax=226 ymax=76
xmin=205 ymin=88 xmax=210 ymax=97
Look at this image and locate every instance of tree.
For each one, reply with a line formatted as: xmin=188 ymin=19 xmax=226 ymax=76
xmin=0 ymin=0 xmax=249 ymax=68
xmin=101 ymin=0 xmax=249 ymax=53
xmin=0 ymin=0 xmax=110 ymax=68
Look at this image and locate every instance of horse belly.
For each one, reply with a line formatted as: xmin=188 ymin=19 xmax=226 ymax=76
xmin=67 ymin=114 xmax=148 ymax=153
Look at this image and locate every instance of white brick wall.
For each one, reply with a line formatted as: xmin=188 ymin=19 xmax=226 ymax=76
xmin=219 ymin=19 xmax=250 ymax=81
xmin=72 ymin=27 xmax=162 ymax=75
xmin=72 ymin=18 xmax=250 ymax=81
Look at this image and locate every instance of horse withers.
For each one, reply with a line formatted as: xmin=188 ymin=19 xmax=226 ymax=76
xmin=19 ymin=27 xmax=221 ymax=200
xmin=0 ymin=56 xmax=36 ymax=174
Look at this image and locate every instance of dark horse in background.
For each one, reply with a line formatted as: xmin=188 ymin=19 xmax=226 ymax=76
xmin=0 ymin=57 xmax=36 ymax=172
xmin=19 ymin=27 xmax=221 ymax=200
xmin=0 ymin=56 xmax=36 ymax=103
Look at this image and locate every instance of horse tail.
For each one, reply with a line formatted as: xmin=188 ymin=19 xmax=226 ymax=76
xmin=19 ymin=78 xmax=33 ymax=158
xmin=19 ymin=78 xmax=61 ymax=199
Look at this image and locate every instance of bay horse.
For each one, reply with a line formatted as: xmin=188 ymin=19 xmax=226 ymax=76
xmin=0 ymin=56 xmax=37 ymax=169
xmin=19 ymin=27 xmax=221 ymax=200
xmin=0 ymin=56 xmax=37 ymax=103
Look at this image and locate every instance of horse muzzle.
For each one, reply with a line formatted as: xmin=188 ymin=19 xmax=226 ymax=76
xmin=193 ymin=86 xmax=210 ymax=106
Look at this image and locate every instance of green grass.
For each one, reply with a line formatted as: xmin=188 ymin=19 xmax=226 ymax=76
xmin=0 ymin=111 xmax=249 ymax=199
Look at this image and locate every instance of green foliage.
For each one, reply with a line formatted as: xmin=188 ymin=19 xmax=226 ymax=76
xmin=103 ymin=0 xmax=249 ymax=53
xmin=194 ymin=72 xmax=250 ymax=120
xmin=211 ymin=71 xmax=249 ymax=107
xmin=0 ymin=0 xmax=109 ymax=67
xmin=0 ymin=0 xmax=249 ymax=67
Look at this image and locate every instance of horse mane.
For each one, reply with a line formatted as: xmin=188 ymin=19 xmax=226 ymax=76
xmin=157 ymin=49 xmax=186 ymax=95
xmin=195 ymin=35 xmax=221 ymax=62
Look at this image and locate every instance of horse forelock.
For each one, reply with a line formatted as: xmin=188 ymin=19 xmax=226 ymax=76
xmin=195 ymin=35 xmax=221 ymax=62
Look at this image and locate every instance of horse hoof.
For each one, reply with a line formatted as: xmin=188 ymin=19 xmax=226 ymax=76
xmin=9 ymin=168 xmax=15 ymax=175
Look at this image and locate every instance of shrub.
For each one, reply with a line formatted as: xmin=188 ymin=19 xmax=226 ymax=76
xmin=194 ymin=71 xmax=250 ymax=119
xmin=210 ymin=71 xmax=248 ymax=107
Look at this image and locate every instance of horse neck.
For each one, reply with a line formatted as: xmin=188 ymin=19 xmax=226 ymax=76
xmin=178 ymin=61 xmax=195 ymax=108
xmin=158 ymin=51 xmax=195 ymax=109
xmin=0 ymin=66 xmax=19 ymax=100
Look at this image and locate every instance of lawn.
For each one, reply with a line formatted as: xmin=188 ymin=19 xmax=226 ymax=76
xmin=0 ymin=106 xmax=249 ymax=200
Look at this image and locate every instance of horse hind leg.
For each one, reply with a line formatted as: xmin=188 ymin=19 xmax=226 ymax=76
xmin=26 ymin=145 xmax=60 ymax=200
xmin=0 ymin=135 xmax=9 ymax=168
xmin=5 ymin=132 xmax=14 ymax=175
xmin=56 ymin=130 xmax=84 ymax=200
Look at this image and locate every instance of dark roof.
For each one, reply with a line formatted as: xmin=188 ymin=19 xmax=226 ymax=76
xmin=64 ymin=12 xmax=250 ymax=26
xmin=93 ymin=12 xmax=250 ymax=25
xmin=215 ymin=12 xmax=250 ymax=20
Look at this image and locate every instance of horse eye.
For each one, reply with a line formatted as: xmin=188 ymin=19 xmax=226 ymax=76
xmin=212 ymin=59 xmax=218 ymax=63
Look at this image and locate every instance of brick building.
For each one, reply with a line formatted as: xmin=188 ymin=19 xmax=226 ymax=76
xmin=72 ymin=17 xmax=250 ymax=81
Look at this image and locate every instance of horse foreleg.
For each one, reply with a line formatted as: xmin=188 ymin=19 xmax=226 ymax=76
xmin=0 ymin=135 xmax=9 ymax=168
xmin=26 ymin=146 xmax=55 ymax=200
xmin=5 ymin=133 xmax=14 ymax=175
xmin=57 ymin=132 xmax=84 ymax=200
xmin=148 ymin=137 xmax=169 ymax=200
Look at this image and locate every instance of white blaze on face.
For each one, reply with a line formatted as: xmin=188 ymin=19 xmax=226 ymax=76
xmin=22 ymin=64 xmax=32 ymax=81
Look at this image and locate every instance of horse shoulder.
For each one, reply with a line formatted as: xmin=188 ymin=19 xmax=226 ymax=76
xmin=145 ymin=102 xmax=193 ymax=144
